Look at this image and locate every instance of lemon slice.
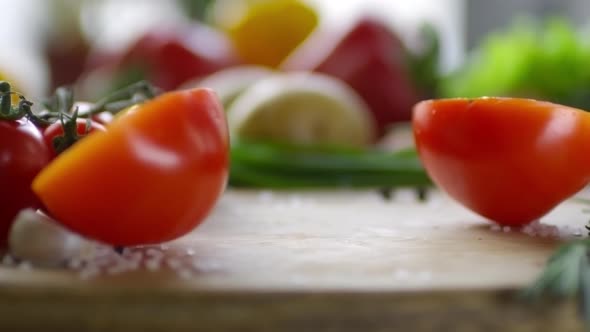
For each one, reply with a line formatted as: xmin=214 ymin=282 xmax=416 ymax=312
xmin=182 ymin=66 xmax=274 ymax=108
xmin=227 ymin=72 xmax=376 ymax=147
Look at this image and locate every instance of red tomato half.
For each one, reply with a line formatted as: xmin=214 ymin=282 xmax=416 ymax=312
xmin=413 ymin=97 xmax=590 ymax=226
xmin=33 ymin=88 xmax=229 ymax=246
xmin=0 ymin=119 xmax=51 ymax=246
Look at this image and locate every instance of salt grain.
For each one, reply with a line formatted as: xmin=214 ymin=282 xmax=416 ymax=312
xmin=393 ymin=269 xmax=409 ymax=280
xmin=490 ymin=225 xmax=501 ymax=232
xmin=502 ymin=226 xmax=511 ymax=233
xmin=166 ymin=258 xmax=182 ymax=270
xmin=17 ymin=261 xmax=32 ymax=271
xmin=92 ymin=256 xmax=113 ymax=267
xmin=2 ymin=255 xmax=14 ymax=266
xmin=160 ymin=244 xmax=169 ymax=251
xmin=417 ymin=271 xmax=432 ymax=281
xmin=185 ymin=249 xmax=195 ymax=256
xmin=106 ymin=266 xmax=125 ymax=275
xmin=125 ymin=261 xmax=140 ymax=270
xmin=178 ymin=269 xmax=193 ymax=280
xmin=145 ymin=259 xmax=161 ymax=271
xmin=129 ymin=252 xmax=143 ymax=262
xmin=257 ymin=190 xmax=274 ymax=202
xmin=191 ymin=260 xmax=221 ymax=272
xmin=94 ymin=246 xmax=113 ymax=257
xmin=146 ymin=248 xmax=163 ymax=258
xmin=288 ymin=196 xmax=302 ymax=208
xmin=79 ymin=267 xmax=100 ymax=279
xmin=67 ymin=258 xmax=83 ymax=270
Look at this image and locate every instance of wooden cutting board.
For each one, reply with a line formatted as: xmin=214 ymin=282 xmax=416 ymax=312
xmin=0 ymin=189 xmax=587 ymax=332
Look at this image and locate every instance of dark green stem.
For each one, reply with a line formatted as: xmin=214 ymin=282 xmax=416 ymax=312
xmin=0 ymin=81 xmax=11 ymax=115
xmin=81 ymin=80 xmax=159 ymax=116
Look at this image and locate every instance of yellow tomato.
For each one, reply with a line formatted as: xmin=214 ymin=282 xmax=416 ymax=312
xmin=218 ymin=0 xmax=318 ymax=68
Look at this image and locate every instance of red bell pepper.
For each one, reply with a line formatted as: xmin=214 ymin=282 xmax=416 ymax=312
xmin=81 ymin=23 xmax=239 ymax=96
xmin=282 ymin=17 xmax=421 ymax=137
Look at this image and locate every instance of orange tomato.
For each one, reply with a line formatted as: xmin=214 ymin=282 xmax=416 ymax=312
xmin=413 ymin=97 xmax=590 ymax=226
xmin=32 ymin=88 xmax=229 ymax=245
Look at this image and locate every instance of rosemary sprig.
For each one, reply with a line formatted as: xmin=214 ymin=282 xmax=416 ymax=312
xmin=522 ymin=238 xmax=590 ymax=324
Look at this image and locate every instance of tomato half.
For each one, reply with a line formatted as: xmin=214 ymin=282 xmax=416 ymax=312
xmin=0 ymin=119 xmax=51 ymax=246
xmin=32 ymin=88 xmax=229 ymax=246
xmin=413 ymin=97 xmax=590 ymax=226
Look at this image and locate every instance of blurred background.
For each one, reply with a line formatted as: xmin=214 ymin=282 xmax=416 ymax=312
xmin=1 ymin=0 xmax=589 ymax=125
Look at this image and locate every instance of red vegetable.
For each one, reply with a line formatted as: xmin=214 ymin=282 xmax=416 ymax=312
xmin=413 ymin=97 xmax=590 ymax=226
xmin=282 ymin=17 xmax=420 ymax=137
xmin=33 ymin=88 xmax=229 ymax=246
xmin=82 ymin=23 xmax=239 ymax=96
xmin=0 ymin=119 xmax=51 ymax=246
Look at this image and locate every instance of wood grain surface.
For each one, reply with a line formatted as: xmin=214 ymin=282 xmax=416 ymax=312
xmin=0 ymin=189 xmax=587 ymax=332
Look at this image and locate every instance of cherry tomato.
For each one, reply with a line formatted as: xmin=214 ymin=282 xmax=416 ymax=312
xmin=0 ymin=119 xmax=51 ymax=246
xmin=32 ymin=88 xmax=229 ymax=246
xmin=43 ymin=119 xmax=107 ymax=158
xmin=413 ymin=97 xmax=590 ymax=226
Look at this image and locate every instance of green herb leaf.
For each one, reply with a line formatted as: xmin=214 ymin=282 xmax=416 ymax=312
xmin=523 ymin=239 xmax=590 ymax=324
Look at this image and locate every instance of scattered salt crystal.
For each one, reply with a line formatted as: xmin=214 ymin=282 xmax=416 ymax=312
xmin=502 ymin=226 xmax=511 ymax=233
xmin=185 ymin=249 xmax=195 ymax=256
xmin=94 ymin=246 xmax=112 ymax=257
xmin=92 ymin=256 xmax=113 ymax=267
xmin=257 ymin=190 xmax=274 ymax=202
xmin=178 ymin=269 xmax=193 ymax=280
xmin=120 ymin=247 xmax=131 ymax=256
xmin=145 ymin=260 xmax=160 ymax=271
xmin=17 ymin=261 xmax=32 ymax=271
xmin=2 ymin=255 xmax=15 ymax=266
xmin=166 ymin=258 xmax=182 ymax=270
xmin=574 ymin=229 xmax=583 ymax=237
xmin=393 ymin=269 xmax=409 ymax=280
xmin=490 ymin=224 xmax=501 ymax=232
xmin=68 ymin=258 xmax=83 ymax=270
xmin=125 ymin=261 xmax=140 ymax=271
xmin=288 ymin=196 xmax=302 ymax=208
xmin=106 ymin=266 xmax=125 ymax=275
xmin=160 ymin=244 xmax=169 ymax=251
xmin=191 ymin=260 xmax=221 ymax=272
xmin=129 ymin=252 xmax=143 ymax=262
xmin=79 ymin=267 xmax=100 ymax=279
xmin=146 ymin=248 xmax=163 ymax=258
xmin=417 ymin=271 xmax=432 ymax=281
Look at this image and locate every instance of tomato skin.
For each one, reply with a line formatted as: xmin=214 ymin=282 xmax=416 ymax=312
xmin=0 ymin=120 xmax=51 ymax=246
xmin=43 ymin=119 xmax=107 ymax=158
xmin=413 ymin=97 xmax=590 ymax=226
xmin=32 ymin=88 xmax=229 ymax=246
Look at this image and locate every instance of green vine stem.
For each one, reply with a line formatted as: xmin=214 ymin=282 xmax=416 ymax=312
xmin=79 ymin=80 xmax=159 ymax=117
